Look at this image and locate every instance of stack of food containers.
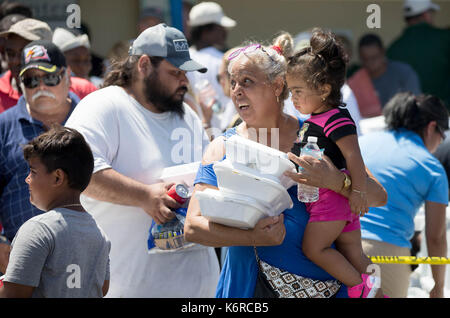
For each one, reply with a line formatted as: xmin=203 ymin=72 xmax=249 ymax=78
xmin=195 ymin=135 xmax=297 ymax=228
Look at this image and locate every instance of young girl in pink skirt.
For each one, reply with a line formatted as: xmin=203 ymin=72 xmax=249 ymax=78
xmin=286 ymin=28 xmax=384 ymax=298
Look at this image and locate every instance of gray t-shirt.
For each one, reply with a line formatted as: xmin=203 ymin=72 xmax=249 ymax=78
xmin=4 ymin=208 xmax=110 ymax=298
xmin=372 ymin=60 xmax=422 ymax=107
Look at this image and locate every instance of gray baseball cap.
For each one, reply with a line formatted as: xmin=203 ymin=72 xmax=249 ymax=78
xmin=129 ymin=23 xmax=207 ymax=73
xmin=0 ymin=18 xmax=52 ymax=41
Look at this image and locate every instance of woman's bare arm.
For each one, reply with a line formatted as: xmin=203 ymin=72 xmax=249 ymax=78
xmin=425 ymin=200 xmax=447 ymax=298
xmin=336 ymin=134 xmax=369 ymax=215
xmin=285 ymin=153 xmax=387 ymax=208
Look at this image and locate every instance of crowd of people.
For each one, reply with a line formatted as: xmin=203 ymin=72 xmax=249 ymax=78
xmin=0 ymin=0 xmax=449 ymax=298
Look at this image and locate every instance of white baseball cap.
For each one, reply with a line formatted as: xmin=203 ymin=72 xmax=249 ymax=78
xmin=403 ymin=0 xmax=440 ymax=17
xmin=53 ymin=28 xmax=90 ymax=52
xmin=188 ymin=2 xmax=236 ymax=28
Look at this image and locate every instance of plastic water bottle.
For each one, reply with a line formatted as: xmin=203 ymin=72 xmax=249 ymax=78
xmin=297 ymin=136 xmax=322 ymax=203
xmin=194 ymin=79 xmax=223 ymax=113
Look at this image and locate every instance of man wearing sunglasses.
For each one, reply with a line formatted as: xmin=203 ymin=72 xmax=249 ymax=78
xmin=0 ymin=18 xmax=97 ymax=114
xmin=0 ymin=40 xmax=81 ymax=275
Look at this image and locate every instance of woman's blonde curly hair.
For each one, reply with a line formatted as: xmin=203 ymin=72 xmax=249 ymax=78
xmin=227 ymin=31 xmax=294 ymax=103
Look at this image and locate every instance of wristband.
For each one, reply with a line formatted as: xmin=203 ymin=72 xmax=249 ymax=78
xmin=352 ymin=189 xmax=367 ymax=197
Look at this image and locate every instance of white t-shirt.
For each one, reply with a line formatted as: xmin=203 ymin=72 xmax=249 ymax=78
xmin=65 ymin=86 xmax=219 ymax=297
xmin=188 ymin=46 xmax=234 ymax=130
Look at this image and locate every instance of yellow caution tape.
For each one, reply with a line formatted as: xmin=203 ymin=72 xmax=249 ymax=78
xmin=369 ymin=256 xmax=450 ymax=265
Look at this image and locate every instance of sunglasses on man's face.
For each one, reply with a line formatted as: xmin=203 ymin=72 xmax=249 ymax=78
xmin=20 ymin=69 xmax=65 ymax=89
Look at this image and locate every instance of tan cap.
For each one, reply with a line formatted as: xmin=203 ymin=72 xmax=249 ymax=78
xmin=0 ymin=18 xmax=52 ymax=41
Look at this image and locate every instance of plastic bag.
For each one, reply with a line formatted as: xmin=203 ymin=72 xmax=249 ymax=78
xmin=147 ymin=208 xmax=194 ymax=252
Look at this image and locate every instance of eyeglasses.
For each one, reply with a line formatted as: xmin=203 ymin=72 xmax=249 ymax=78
xmin=21 ymin=69 xmax=65 ymax=89
xmin=227 ymin=44 xmax=275 ymax=63
xmin=436 ymin=126 xmax=447 ymax=140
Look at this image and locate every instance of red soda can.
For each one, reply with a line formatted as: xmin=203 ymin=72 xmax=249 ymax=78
xmin=167 ymin=184 xmax=189 ymax=204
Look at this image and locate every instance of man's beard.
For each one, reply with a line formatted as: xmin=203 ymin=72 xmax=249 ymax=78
xmin=143 ymin=72 xmax=186 ymax=117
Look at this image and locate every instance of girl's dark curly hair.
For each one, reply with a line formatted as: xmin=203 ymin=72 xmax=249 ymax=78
xmin=287 ymin=28 xmax=348 ymax=108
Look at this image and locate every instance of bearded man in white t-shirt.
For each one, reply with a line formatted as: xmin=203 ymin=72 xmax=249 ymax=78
xmin=65 ymin=23 xmax=220 ymax=297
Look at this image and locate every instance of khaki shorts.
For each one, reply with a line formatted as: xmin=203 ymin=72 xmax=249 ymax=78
xmin=362 ymin=239 xmax=412 ymax=298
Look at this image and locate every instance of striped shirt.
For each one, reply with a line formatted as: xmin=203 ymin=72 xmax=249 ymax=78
xmin=297 ymin=107 xmax=356 ymax=170
xmin=0 ymin=92 xmax=79 ymax=241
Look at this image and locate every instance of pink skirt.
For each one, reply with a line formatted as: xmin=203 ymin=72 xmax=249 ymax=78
xmin=305 ymin=187 xmax=360 ymax=233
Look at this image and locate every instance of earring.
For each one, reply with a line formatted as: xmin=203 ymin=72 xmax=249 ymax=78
xmin=276 ymin=96 xmax=280 ymax=103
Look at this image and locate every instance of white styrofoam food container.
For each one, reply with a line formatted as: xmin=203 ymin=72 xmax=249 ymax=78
xmin=159 ymin=161 xmax=200 ymax=190
xmin=195 ymin=188 xmax=269 ymax=229
xmin=213 ymin=159 xmax=293 ymax=216
xmin=225 ymin=134 xmax=296 ymax=180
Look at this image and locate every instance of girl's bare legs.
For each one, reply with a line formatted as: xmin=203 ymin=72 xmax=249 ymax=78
xmin=336 ymin=229 xmax=372 ymax=274
xmin=336 ymin=229 xmax=384 ymax=297
xmin=302 ymin=220 xmax=363 ymax=287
